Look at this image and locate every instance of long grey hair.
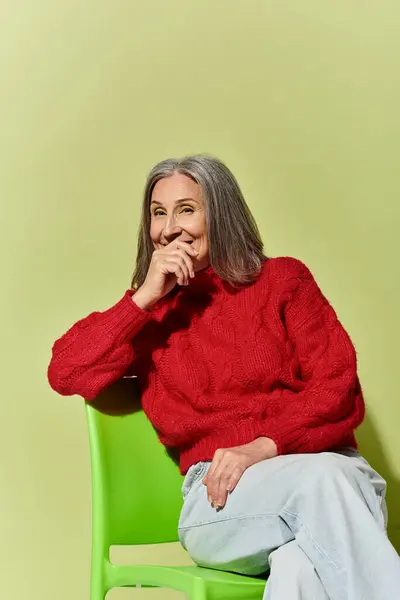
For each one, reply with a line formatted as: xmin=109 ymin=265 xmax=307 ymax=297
xmin=131 ymin=154 xmax=265 ymax=288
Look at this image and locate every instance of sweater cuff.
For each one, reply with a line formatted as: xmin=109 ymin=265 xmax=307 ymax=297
xmin=262 ymin=423 xmax=311 ymax=456
xmin=241 ymin=418 xmax=310 ymax=456
xmin=100 ymin=290 xmax=152 ymax=344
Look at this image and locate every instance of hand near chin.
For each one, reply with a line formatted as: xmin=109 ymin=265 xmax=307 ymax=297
xmin=133 ymin=240 xmax=199 ymax=310
xmin=202 ymin=437 xmax=278 ymax=510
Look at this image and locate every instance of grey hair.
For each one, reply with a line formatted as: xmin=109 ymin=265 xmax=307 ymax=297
xmin=131 ymin=154 xmax=265 ymax=288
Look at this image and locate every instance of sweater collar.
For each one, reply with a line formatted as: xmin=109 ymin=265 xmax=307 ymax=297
xmin=163 ymin=264 xmax=226 ymax=304
xmin=159 ymin=264 xmax=234 ymax=308
xmin=185 ymin=264 xmax=225 ymax=293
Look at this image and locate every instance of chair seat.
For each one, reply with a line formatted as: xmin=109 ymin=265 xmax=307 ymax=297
xmin=106 ymin=562 xmax=266 ymax=599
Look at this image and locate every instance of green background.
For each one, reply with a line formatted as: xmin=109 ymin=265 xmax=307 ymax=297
xmin=1 ymin=1 xmax=399 ymax=599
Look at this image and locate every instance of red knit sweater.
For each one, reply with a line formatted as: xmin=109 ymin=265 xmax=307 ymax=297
xmin=48 ymin=257 xmax=364 ymax=474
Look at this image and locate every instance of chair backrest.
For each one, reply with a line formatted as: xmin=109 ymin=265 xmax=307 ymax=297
xmin=85 ymin=392 xmax=184 ymax=549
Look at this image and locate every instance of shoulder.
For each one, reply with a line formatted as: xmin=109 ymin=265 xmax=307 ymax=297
xmin=261 ymin=256 xmax=315 ymax=285
xmin=252 ymin=257 xmax=322 ymax=306
xmin=245 ymin=257 xmax=324 ymax=316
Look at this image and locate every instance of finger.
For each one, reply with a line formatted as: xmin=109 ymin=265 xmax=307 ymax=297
xmin=216 ymin=470 xmax=230 ymax=508
xmin=215 ymin=463 xmax=241 ymax=508
xmin=226 ymin=465 xmax=244 ymax=494
xmin=204 ymin=449 xmax=224 ymax=482
xmin=203 ymin=450 xmax=224 ymax=505
xmin=174 ymin=256 xmax=191 ymax=285
xmin=205 ymin=469 xmax=220 ymax=507
xmin=175 ymin=248 xmax=195 ymax=278
xmin=170 ymin=249 xmax=194 ymax=279
xmin=174 ymin=240 xmax=199 ymax=259
xmin=207 ymin=457 xmax=232 ymax=508
xmin=160 ymin=242 xmax=196 ymax=279
xmin=162 ymin=257 xmax=190 ymax=286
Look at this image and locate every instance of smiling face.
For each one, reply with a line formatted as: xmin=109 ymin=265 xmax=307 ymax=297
xmin=150 ymin=172 xmax=210 ymax=271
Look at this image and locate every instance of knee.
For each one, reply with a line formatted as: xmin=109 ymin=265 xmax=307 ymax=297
xmin=302 ymin=453 xmax=361 ymax=487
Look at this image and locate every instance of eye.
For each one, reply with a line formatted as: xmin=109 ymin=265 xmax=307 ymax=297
xmin=180 ymin=206 xmax=194 ymax=214
xmin=152 ymin=209 xmax=166 ymax=217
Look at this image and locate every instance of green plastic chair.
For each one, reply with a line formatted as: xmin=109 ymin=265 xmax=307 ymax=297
xmin=85 ymin=378 xmax=266 ymax=600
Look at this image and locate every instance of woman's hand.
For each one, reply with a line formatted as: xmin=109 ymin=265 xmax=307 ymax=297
xmin=203 ymin=437 xmax=278 ymax=510
xmin=133 ymin=240 xmax=199 ymax=310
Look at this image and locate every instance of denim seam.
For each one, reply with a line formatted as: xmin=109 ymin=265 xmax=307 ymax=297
xmin=280 ymin=508 xmax=342 ymax=572
xmin=178 ymin=512 xmax=279 ymax=530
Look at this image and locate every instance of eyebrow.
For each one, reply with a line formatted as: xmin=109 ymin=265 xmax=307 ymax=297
xmin=150 ymin=198 xmax=199 ymax=206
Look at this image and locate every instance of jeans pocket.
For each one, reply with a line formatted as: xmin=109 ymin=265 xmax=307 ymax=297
xmin=182 ymin=462 xmax=209 ymax=499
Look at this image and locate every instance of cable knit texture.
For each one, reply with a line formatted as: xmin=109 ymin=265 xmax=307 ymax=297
xmin=48 ymin=257 xmax=364 ymax=474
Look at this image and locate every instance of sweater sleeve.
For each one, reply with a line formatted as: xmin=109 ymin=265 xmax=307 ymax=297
xmin=47 ymin=290 xmax=151 ymax=401
xmin=262 ymin=258 xmax=365 ymax=455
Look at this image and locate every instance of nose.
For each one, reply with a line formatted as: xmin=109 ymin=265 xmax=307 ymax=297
xmin=163 ymin=215 xmax=183 ymax=243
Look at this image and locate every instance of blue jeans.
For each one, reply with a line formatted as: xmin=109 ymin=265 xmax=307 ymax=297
xmin=178 ymin=449 xmax=400 ymax=600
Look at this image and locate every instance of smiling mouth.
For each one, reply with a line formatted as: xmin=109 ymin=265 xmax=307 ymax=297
xmin=160 ymin=239 xmax=194 ymax=246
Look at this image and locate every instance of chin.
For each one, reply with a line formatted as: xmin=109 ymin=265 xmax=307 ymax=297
xmin=195 ymin=258 xmax=210 ymax=272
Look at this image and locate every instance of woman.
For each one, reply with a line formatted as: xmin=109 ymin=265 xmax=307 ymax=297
xmin=48 ymin=155 xmax=400 ymax=600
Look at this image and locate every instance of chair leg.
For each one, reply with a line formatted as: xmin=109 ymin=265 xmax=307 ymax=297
xmin=191 ymin=579 xmax=207 ymax=600
xmin=90 ymin=580 xmax=106 ymax=600
xmin=90 ymin=565 xmax=106 ymax=600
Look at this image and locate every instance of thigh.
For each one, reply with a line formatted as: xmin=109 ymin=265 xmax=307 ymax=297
xmin=178 ymin=460 xmax=291 ymax=575
xmin=178 ymin=455 xmax=307 ymax=574
xmin=178 ymin=451 xmax=386 ymax=574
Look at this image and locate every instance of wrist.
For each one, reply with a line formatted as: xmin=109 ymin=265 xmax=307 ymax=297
xmin=132 ymin=287 xmax=156 ymax=311
xmin=254 ymin=436 xmax=278 ymax=459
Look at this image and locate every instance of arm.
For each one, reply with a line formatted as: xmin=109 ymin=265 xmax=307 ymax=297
xmin=48 ymin=240 xmax=199 ymax=401
xmin=262 ymin=258 xmax=365 ymax=455
xmin=47 ymin=290 xmax=151 ymax=401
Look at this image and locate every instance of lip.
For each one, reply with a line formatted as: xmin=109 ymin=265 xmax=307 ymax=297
xmin=160 ymin=239 xmax=194 ymax=246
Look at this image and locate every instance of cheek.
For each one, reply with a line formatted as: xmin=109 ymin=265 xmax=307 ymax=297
xmin=187 ymin=214 xmax=207 ymax=239
xmin=149 ymin=220 xmax=161 ymax=242
xmin=200 ymin=222 xmax=208 ymax=245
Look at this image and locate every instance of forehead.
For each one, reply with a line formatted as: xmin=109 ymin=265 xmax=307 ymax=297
xmin=151 ymin=172 xmax=202 ymax=204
